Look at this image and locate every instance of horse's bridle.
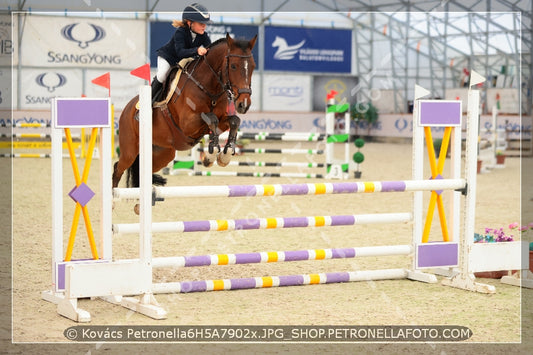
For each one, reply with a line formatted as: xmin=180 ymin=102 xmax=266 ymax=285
xmin=180 ymin=44 xmax=253 ymax=111
xmin=223 ymin=48 xmax=254 ymax=102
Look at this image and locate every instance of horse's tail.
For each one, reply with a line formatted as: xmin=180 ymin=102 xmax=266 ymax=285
xmin=126 ymin=155 xmax=167 ymax=188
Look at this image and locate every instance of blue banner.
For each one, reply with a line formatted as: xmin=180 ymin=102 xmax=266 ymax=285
xmin=150 ymin=22 xmax=258 ymax=67
xmin=264 ymin=26 xmax=351 ymax=73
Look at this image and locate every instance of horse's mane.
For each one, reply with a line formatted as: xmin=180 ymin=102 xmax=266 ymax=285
xmin=207 ymin=37 xmax=227 ymax=49
xmin=207 ymin=37 xmax=252 ymax=52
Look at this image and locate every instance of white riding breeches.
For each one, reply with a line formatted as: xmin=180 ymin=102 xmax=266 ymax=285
xmin=156 ymin=56 xmax=171 ymax=83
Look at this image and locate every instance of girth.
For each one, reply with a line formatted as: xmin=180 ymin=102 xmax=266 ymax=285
xmin=158 ymin=104 xmax=205 ymax=150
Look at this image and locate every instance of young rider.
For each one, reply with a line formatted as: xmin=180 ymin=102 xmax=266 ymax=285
xmin=152 ymin=3 xmax=212 ymax=103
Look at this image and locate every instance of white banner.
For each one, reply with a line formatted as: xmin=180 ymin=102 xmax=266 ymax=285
xmin=0 ymin=68 xmax=12 ymax=109
xmin=0 ymin=14 xmax=14 ymax=67
xmin=20 ymin=15 xmax=146 ymax=69
xmin=19 ymin=69 xmax=83 ymax=109
xmin=262 ymin=74 xmax=311 ymax=111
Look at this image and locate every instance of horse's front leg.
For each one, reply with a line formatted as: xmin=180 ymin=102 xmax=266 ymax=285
xmin=200 ymin=112 xmax=220 ymax=167
xmin=217 ymin=115 xmax=240 ymax=167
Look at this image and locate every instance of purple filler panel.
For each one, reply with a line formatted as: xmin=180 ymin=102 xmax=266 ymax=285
xmin=416 ymin=242 xmax=459 ymax=268
xmin=419 ymin=100 xmax=461 ymax=127
xmin=55 ymin=98 xmax=110 ymax=128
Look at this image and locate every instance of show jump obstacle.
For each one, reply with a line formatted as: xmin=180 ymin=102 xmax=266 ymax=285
xmin=42 ymin=73 xmax=530 ymax=322
xmin=169 ymin=90 xmax=351 ymax=179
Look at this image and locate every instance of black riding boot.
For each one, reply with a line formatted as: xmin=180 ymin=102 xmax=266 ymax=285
xmin=151 ymin=78 xmax=163 ymax=105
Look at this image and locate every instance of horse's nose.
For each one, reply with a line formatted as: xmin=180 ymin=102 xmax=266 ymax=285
xmin=236 ymin=98 xmax=250 ymax=114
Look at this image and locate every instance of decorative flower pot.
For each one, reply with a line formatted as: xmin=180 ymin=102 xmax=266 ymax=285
xmin=354 ymin=171 xmax=362 ymax=179
xmin=496 ymin=155 xmax=505 ymax=165
xmin=474 ymin=270 xmax=510 ymax=279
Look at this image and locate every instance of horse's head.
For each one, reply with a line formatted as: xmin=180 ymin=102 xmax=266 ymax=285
xmin=225 ymin=33 xmax=257 ymax=114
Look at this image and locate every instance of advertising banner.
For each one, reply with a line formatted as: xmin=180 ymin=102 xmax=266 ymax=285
xmin=312 ymin=75 xmax=358 ymax=111
xmin=0 ymin=68 xmax=11 ymax=109
xmin=19 ymin=69 xmax=83 ymax=109
xmin=262 ymin=74 xmax=311 ymax=111
xmin=0 ymin=14 xmax=13 ymax=67
xmin=264 ymin=26 xmax=351 ymax=73
xmin=239 ymin=111 xmax=323 ymax=133
xmin=150 ymin=22 xmax=258 ymax=66
xmin=20 ymin=15 xmax=146 ymax=69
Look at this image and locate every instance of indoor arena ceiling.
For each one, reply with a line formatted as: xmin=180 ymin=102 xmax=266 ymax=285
xmin=2 ymin=0 xmax=531 ymax=114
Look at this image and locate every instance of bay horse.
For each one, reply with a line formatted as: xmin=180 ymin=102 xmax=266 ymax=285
xmin=112 ymin=33 xmax=257 ymax=190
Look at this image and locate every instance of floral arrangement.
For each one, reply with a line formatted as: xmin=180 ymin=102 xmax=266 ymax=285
xmin=474 ymin=222 xmax=533 ymax=243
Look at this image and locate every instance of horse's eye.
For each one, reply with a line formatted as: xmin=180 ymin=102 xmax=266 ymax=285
xmin=231 ymin=63 xmax=237 ymax=70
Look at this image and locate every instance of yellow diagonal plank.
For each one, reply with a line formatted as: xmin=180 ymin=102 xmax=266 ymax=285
xmin=422 ymin=127 xmax=452 ymax=243
xmin=64 ymin=127 xmax=99 ymax=261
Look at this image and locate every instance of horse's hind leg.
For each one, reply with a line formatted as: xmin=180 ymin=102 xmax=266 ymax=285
xmin=112 ymin=150 xmax=138 ymax=188
xmin=218 ymin=115 xmax=240 ymax=167
xmin=200 ymin=112 xmax=220 ymax=167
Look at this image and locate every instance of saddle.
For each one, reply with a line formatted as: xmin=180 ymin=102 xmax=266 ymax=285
xmin=135 ymin=58 xmax=194 ymax=112
xmin=154 ymin=58 xmax=194 ymax=107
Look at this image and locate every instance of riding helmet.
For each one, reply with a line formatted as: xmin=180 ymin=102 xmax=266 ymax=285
xmin=182 ymin=3 xmax=211 ymax=24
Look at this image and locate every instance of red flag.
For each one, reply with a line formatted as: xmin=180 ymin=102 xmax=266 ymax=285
xmin=130 ymin=64 xmax=151 ymax=84
xmin=91 ymin=72 xmax=111 ymax=97
xmin=326 ymin=90 xmax=338 ymax=101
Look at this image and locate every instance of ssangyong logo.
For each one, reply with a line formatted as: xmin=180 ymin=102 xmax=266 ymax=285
xmin=35 ymin=72 xmax=67 ymax=92
xmin=49 ymin=22 xmax=121 ymax=65
xmin=61 ymin=23 xmax=106 ymax=49
xmin=272 ymin=36 xmax=305 ymax=60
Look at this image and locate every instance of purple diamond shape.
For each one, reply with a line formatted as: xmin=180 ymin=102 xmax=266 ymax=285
xmin=69 ymin=182 xmax=95 ymax=207
xmin=429 ymin=174 xmax=444 ymax=195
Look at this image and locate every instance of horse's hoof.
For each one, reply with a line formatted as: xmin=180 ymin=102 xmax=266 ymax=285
xmin=217 ymin=152 xmax=232 ymax=167
xmin=202 ymin=158 xmax=215 ymax=167
xmin=134 ymin=204 xmax=140 ymax=215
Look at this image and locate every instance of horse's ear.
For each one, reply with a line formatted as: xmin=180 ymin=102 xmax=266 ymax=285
xmin=226 ymin=32 xmax=234 ymax=45
xmin=248 ymin=34 xmax=258 ymax=50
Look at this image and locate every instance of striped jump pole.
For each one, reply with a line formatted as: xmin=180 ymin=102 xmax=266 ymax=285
xmin=179 ymin=160 xmax=325 ymax=168
xmin=230 ymin=147 xmax=324 ymax=155
xmin=2 ymin=122 xmax=51 ymax=128
xmin=153 ymin=269 xmax=409 ymax=294
xmin=113 ymin=179 xmax=466 ymax=200
xmin=224 ymin=131 xmax=326 ymax=142
xmin=152 ymin=245 xmax=412 ymax=268
xmin=113 ymin=212 xmax=412 ymax=235
xmin=191 ymin=171 xmax=324 ymax=178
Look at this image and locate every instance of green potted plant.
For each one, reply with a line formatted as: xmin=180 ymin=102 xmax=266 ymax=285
xmin=352 ymin=138 xmax=365 ymax=178
xmin=350 ymin=102 xmax=378 ymax=139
